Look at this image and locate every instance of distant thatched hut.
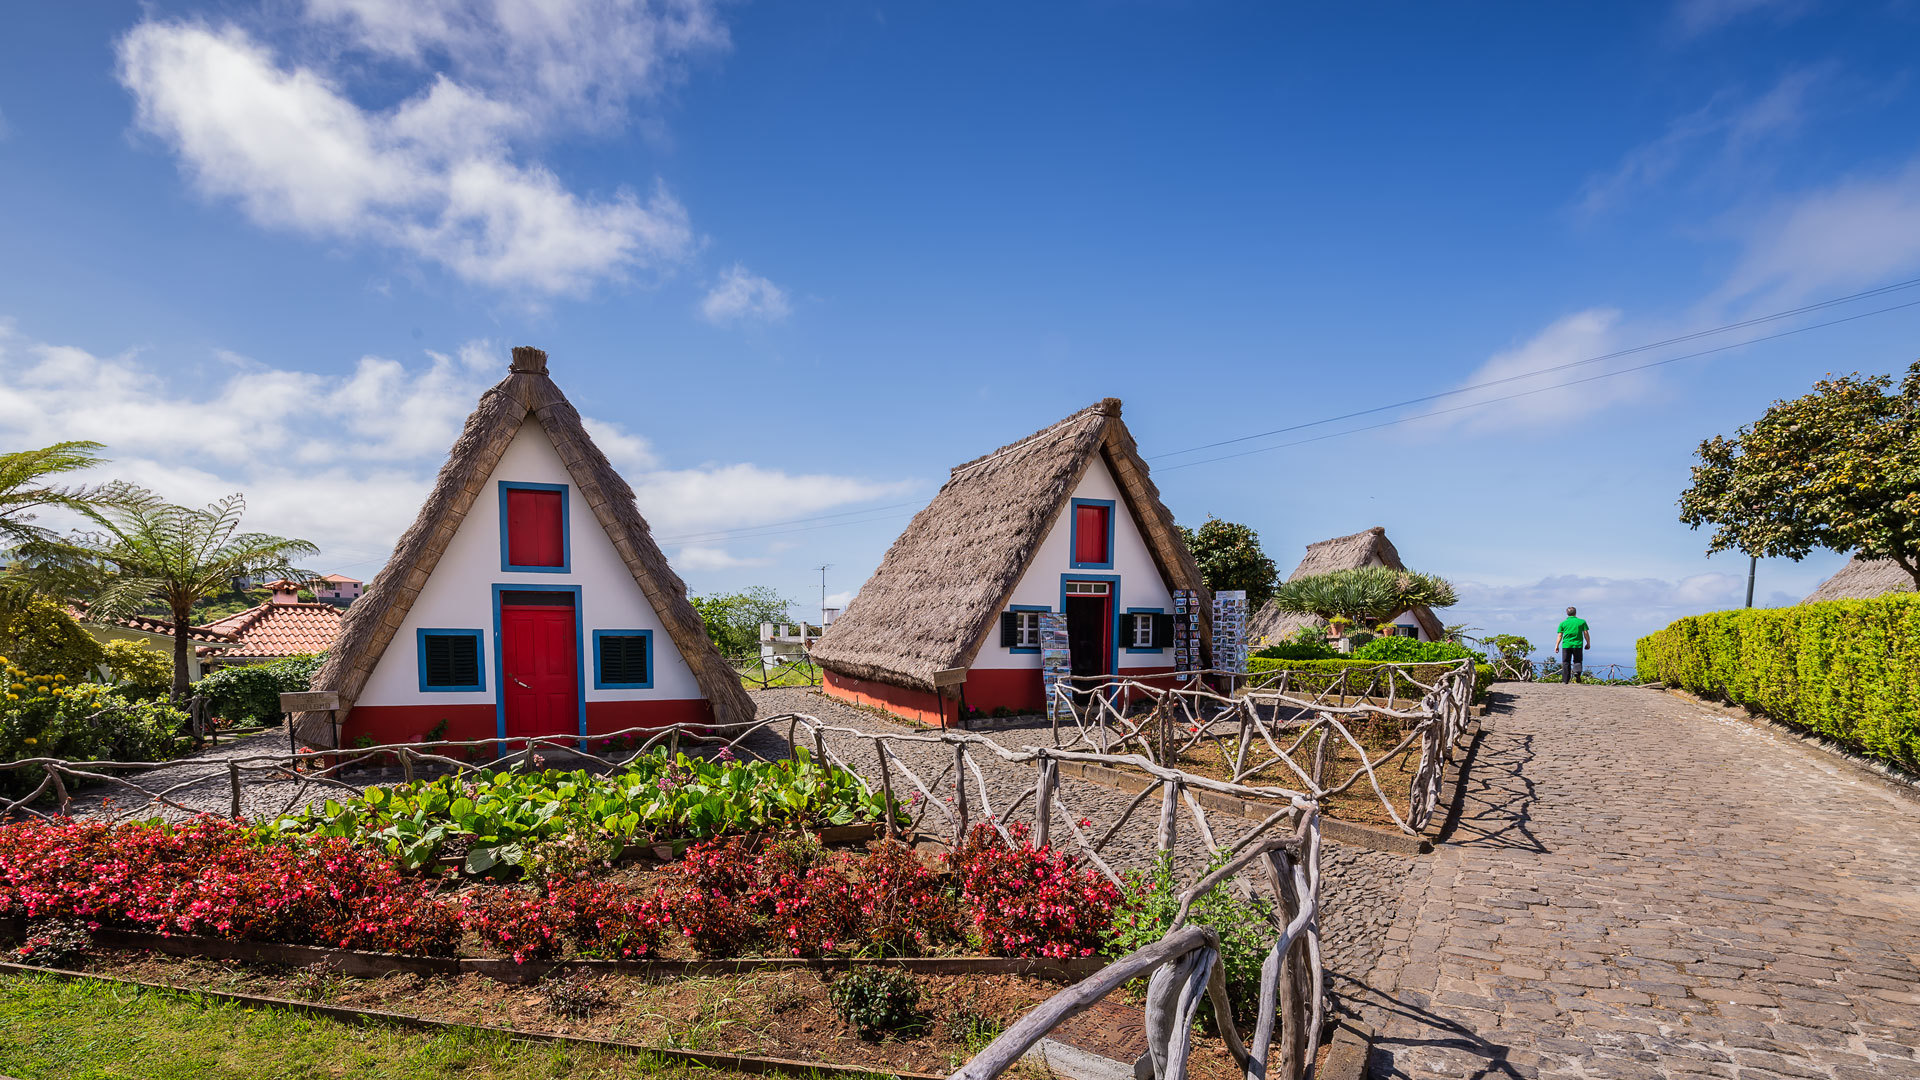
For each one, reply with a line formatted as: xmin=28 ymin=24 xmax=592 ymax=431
xmin=1802 ymin=556 xmax=1917 ymax=603
xmin=811 ymin=398 xmax=1208 ymax=726
xmin=294 ymin=347 xmax=752 ymax=749
xmin=1248 ymin=526 xmax=1445 ymax=644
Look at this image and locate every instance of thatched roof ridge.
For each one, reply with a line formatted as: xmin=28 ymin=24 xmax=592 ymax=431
xmin=811 ymin=398 xmax=1208 ymax=692
xmin=1802 ymin=556 xmax=1917 ymax=604
xmin=294 ymin=347 xmax=754 ymax=745
xmin=1249 ymin=526 xmax=1446 ymax=643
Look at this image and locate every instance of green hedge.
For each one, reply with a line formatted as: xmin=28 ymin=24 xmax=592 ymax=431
xmin=1636 ymin=594 xmax=1920 ymax=769
xmin=193 ymin=653 xmax=325 ymax=727
xmin=1245 ymin=657 xmax=1493 ymax=705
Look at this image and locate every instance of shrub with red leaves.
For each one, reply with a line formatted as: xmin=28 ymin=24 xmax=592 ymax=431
xmin=948 ymin=822 xmax=1119 ymax=958
xmin=0 ymin=817 xmax=460 ymax=956
xmin=458 ymin=887 xmax=559 ymax=964
xmin=544 ymin=878 xmax=664 ymax=959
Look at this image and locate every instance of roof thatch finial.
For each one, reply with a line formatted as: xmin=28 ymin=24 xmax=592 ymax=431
xmin=510 ymin=346 xmax=548 ymax=375
xmin=1096 ymin=397 xmax=1122 ymax=417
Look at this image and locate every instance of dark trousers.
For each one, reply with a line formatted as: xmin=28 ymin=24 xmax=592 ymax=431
xmin=1560 ymin=647 xmax=1584 ymax=683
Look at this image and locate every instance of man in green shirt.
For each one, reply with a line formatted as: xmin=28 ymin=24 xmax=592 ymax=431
xmin=1556 ymin=606 xmax=1591 ymax=684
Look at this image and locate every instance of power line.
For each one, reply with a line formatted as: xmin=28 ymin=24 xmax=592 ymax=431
xmin=1159 ymin=294 xmax=1920 ymax=472
xmin=1151 ymin=275 xmax=1920 ymax=461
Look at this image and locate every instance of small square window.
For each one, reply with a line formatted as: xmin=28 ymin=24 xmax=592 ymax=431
xmin=418 ymin=630 xmax=484 ymax=692
xmin=1016 ymin=611 xmax=1043 ymax=649
xmin=1132 ymin=613 xmax=1155 ymax=649
xmin=595 ymin=631 xmax=653 ymax=689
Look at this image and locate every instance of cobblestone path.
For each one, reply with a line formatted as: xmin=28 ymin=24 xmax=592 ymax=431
xmin=1356 ymin=683 xmax=1920 ymax=1080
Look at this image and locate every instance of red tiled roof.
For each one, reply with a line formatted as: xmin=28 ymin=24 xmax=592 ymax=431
xmin=69 ymin=605 xmax=238 ymax=646
xmin=319 ymin=574 xmax=362 ymax=584
xmin=198 ymin=602 xmax=342 ymax=660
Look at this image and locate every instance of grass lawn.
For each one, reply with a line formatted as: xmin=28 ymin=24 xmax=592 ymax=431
xmin=0 ymin=971 xmax=887 ymax=1080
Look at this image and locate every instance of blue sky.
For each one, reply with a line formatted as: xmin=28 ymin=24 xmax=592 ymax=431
xmin=4 ymin=0 xmax=1920 ymax=667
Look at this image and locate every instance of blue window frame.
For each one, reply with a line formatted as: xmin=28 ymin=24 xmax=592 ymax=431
xmin=1124 ymin=607 xmax=1166 ymax=653
xmin=593 ymin=630 xmax=655 ymax=689
xmin=498 ymin=481 xmax=572 ymax=574
xmin=1008 ymin=605 xmax=1049 ymax=654
xmin=1068 ymin=498 xmax=1116 ymax=570
xmin=416 ymin=628 xmax=486 ymax=692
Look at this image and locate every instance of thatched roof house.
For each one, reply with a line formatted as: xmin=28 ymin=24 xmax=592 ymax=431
xmin=1802 ymin=556 xmax=1917 ymax=604
xmin=1248 ymin=526 xmax=1446 ymax=644
xmin=294 ymin=347 xmax=752 ymax=748
xmin=198 ymin=580 xmax=343 ymax=671
xmin=812 ymin=398 xmax=1208 ymax=725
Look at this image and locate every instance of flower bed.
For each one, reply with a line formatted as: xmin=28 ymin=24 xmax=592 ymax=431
xmin=261 ymin=747 xmax=906 ymax=874
xmin=0 ymin=817 xmax=1119 ymax=965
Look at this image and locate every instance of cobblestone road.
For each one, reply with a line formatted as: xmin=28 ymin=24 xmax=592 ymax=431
xmin=1356 ymin=683 xmax=1920 ymax=1080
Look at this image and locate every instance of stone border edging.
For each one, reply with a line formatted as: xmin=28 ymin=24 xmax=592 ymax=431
xmin=1319 ymin=1017 xmax=1374 ymax=1080
xmin=1660 ymin=687 xmax=1920 ymax=805
xmin=0 ymin=922 xmax=1101 ymax=986
xmin=0 ymin=960 xmax=948 ymax=1080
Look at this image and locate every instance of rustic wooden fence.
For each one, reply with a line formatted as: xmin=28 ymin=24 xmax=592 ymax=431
xmin=723 ymin=654 xmax=823 ymax=689
xmin=1045 ymin=659 xmax=1476 ymax=836
xmin=0 ymin=712 xmax=1325 ymax=1080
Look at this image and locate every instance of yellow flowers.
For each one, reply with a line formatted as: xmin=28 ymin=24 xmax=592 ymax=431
xmin=21 ymin=737 xmax=35 ymax=745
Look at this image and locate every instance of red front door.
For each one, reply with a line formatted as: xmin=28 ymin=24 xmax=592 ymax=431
xmin=501 ymin=603 xmax=577 ymax=737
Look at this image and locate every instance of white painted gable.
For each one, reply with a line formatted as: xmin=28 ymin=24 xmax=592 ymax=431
xmin=971 ymin=454 xmax=1175 ymax=671
xmin=356 ymin=422 xmax=702 ymax=706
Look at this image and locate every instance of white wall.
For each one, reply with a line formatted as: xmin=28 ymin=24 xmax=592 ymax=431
xmin=971 ymin=456 xmax=1176 ymax=672
xmin=357 ymin=423 xmax=702 ymax=706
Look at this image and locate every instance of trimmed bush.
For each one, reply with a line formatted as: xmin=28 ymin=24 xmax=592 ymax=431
xmin=1246 ymin=656 xmax=1493 ymax=705
xmin=1349 ymin=637 xmax=1480 ymax=663
xmin=1251 ymin=641 xmax=1339 ymax=661
xmin=1636 ymin=594 xmax=1920 ymax=769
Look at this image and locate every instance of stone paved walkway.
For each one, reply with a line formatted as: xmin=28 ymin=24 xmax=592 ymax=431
xmin=1355 ymin=683 xmax=1920 ymax=1080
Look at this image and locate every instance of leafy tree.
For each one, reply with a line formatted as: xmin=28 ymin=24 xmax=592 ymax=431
xmin=1679 ymin=362 xmax=1920 ymax=588
xmin=1177 ymin=517 xmax=1279 ymax=607
xmin=0 ymin=441 xmax=120 ymax=555
xmin=0 ymin=592 xmax=105 ymax=680
xmin=691 ymin=586 xmax=794 ymax=656
xmin=39 ymin=492 xmax=317 ymax=697
xmin=100 ymin=639 xmax=172 ymax=695
xmin=1266 ymin=565 xmax=1457 ymax=627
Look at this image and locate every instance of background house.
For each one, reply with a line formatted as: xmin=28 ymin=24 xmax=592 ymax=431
xmin=1249 ymin=526 xmax=1445 ymax=644
xmin=812 ymin=398 xmax=1208 ymax=725
xmin=312 ymin=574 xmax=363 ymax=605
xmin=196 ymin=579 xmax=344 ymax=672
xmin=1801 ymin=557 xmax=1916 ymax=603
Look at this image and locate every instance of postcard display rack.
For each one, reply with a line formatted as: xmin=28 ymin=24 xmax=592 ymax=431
xmin=1213 ymin=590 xmax=1249 ymax=676
xmin=1173 ymin=589 xmax=1202 ymax=677
xmin=1040 ymin=611 xmax=1071 ymax=720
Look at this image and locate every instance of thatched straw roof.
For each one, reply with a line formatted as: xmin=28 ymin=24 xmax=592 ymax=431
xmin=810 ymin=398 xmax=1208 ymax=692
xmin=1802 ymin=556 xmax=1917 ymax=604
xmin=1249 ymin=526 xmax=1446 ymax=643
xmin=294 ymin=347 xmax=754 ymax=744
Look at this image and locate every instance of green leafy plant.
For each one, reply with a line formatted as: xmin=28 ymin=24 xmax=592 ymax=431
xmin=1246 ymin=656 xmax=1494 ymax=704
xmin=1178 ymin=517 xmax=1280 ymax=607
xmin=691 ymin=586 xmax=794 ymax=656
xmin=1637 ymin=593 xmax=1920 ymax=768
xmin=1349 ymin=637 xmax=1480 ymax=663
xmin=262 ymin=747 xmax=906 ymax=872
xmin=99 ymin=640 xmax=171 ymax=697
xmin=1267 ymin=566 xmax=1458 ymax=627
xmin=0 ymin=669 xmax=186 ymax=781
xmin=1252 ymin=640 xmax=1339 ymax=661
xmin=1106 ymin=854 xmax=1275 ymax=1025
xmin=0 ymin=594 xmax=105 ymax=682
xmin=829 ymin=968 xmax=922 ymax=1041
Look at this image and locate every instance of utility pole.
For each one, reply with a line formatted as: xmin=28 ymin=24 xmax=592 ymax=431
xmin=1745 ymin=555 xmax=1757 ymax=608
xmin=816 ymin=564 xmax=832 ymax=630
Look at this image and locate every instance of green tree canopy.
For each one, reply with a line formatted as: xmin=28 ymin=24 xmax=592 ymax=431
xmin=1678 ymin=361 xmax=1920 ymax=588
xmin=0 ymin=592 xmax=105 ymax=680
xmin=35 ymin=491 xmax=317 ymax=697
xmin=691 ymin=586 xmax=794 ymax=656
xmin=1266 ymin=565 xmax=1457 ymax=627
xmin=1177 ymin=517 xmax=1279 ymax=607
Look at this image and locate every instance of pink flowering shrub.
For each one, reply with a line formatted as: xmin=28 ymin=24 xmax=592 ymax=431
xmin=458 ymin=887 xmax=560 ymax=964
xmin=544 ymin=878 xmax=664 ymax=959
xmin=948 ymin=822 xmax=1119 ymax=958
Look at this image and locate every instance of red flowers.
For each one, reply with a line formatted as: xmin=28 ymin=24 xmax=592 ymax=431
xmin=949 ymin=822 xmax=1119 ymax=958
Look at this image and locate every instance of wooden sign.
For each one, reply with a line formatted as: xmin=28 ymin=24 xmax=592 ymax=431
xmin=278 ymin=691 xmax=340 ymax=713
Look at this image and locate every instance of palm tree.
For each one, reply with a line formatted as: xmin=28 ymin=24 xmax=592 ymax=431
xmin=1267 ymin=565 xmax=1458 ymax=629
xmin=54 ymin=491 xmax=318 ymax=697
xmin=0 ymin=441 xmax=119 ymax=555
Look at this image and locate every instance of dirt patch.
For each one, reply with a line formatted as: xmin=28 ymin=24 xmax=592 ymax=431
xmin=65 ymin=947 xmax=1248 ymax=1078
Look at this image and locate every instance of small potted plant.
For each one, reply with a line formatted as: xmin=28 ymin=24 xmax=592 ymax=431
xmin=1326 ymin=615 xmax=1351 ymax=641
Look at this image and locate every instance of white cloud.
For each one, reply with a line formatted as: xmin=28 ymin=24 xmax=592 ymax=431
xmin=675 ymin=545 xmax=771 ymax=571
xmin=115 ymin=6 xmax=721 ymax=294
xmin=1422 ymin=308 xmax=1656 ymax=432
xmin=0 ymin=325 xmax=911 ymax=577
xmin=1671 ymin=0 xmax=1808 ymax=37
xmin=700 ymin=264 xmax=792 ymax=325
xmin=1712 ymin=158 xmax=1920 ymax=311
xmin=1452 ymin=572 xmax=1800 ymax=662
xmin=1578 ymin=71 xmax=1818 ymax=216
xmin=824 ymin=590 xmax=856 ymax=609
